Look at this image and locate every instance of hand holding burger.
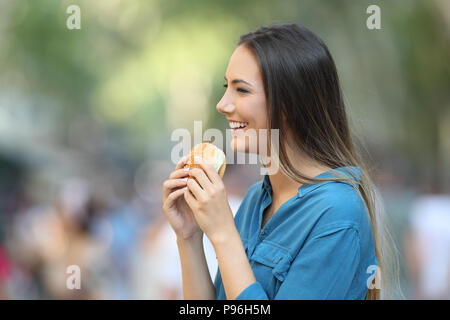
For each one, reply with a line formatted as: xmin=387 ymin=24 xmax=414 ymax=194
xmin=163 ymin=142 xmax=234 ymax=243
xmin=162 ymin=155 xmax=202 ymax=241
xmin=182 ymin=143 xmax=237 ymax=245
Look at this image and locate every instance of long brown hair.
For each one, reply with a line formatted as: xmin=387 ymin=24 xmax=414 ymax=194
xmin=238 ymin=23 xmax=401 ymax=299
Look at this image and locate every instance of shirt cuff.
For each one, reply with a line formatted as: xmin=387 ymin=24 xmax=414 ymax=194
xmin=235 ymin=282 xmax=269 ymax=300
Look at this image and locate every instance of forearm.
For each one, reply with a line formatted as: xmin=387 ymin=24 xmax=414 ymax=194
xmin=176 ymin=233 xmax=216 ymax=300
xmin=212 ymin=228 xmax=256 ymax=300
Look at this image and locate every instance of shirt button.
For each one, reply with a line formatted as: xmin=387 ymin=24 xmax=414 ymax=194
xmin=260 ymin=230 xmax=265 ymax=236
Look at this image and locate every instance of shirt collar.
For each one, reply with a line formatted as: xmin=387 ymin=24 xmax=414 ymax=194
xmin=262 ymin=174 xmax=272 ymax=193
xmin=261 ymin=166 xmax=361 ymax=198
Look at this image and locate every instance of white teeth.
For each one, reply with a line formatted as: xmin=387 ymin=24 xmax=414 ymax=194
xmin=229 ymin=121 xmax=248 ymax=129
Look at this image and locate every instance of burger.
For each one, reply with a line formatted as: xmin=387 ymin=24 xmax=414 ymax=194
xmin=184 ymin=143 xmax=226 ymax=178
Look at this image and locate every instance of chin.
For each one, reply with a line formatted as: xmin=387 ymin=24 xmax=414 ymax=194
xmin=230 ymin=135 xmax=259 ymax=154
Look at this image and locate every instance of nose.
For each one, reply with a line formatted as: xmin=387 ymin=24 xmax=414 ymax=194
xmin=216 ymin=94 xmax=236 ymax=115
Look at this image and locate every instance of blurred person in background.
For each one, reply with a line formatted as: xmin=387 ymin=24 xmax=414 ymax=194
xmin=131 ymin=161 xmax=183 ymax=299
xmin=132 ymin=213 xmax=183 ymax=299
xmin=404 ymin=185 xmax=450 ymax=299
xmin=4 ymin=175 xmax=143 ymax=299
xmin=0 ymin=243 xmax=12 ymax=299
xmin=6 ymin=178 xmax=108 ymax=299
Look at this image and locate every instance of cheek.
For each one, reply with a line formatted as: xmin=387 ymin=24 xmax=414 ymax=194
xmin=242 ymin=97 xmax=268 ymax=129
xmin=255 ymin=96 xmax=268 ymax=129
xmin=231 ymin=97 xmax=269 ymax=154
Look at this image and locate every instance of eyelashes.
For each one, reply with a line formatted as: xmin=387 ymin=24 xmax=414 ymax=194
xmin=237 ymin=88 xmax=249 ymax=93
xmin=223 ymin=84 xmax=249 ymax=94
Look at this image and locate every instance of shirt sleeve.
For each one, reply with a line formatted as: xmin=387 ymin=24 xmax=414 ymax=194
xmin=235 ymin=225 xmax=361 ymax=300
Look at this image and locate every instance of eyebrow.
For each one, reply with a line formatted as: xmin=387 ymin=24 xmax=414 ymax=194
xmin=224 ymin=76 xmax=253 ymax=87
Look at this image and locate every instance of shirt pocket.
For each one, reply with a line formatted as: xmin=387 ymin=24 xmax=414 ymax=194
xmin=249 ymin=241 xmax=293 ymax=297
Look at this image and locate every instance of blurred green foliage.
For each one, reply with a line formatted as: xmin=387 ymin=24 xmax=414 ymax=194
xmin=0 ymin=0 xmax=449 ymax=191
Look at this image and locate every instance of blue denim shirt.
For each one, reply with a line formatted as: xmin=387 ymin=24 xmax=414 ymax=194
xmin=214 ymin=166 xmax=378 ymax=300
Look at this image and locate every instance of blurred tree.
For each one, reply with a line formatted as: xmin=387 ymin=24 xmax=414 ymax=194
xmin=0 ymin=0 xmax=448 ymax=191
xmin=388 ymin=1 xmax=450 ymax=191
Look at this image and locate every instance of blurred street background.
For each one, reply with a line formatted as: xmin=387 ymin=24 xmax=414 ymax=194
xmin=0 ymin=0 xmax=449 ymax=299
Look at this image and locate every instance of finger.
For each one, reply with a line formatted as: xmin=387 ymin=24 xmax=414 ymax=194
xmin=184 ymin=187 xmax=196 ymax=210
xmin=186 ymin=177 xmax=206 ymax=202
xmin=188 ymin=168 xmax=213 ymax=193
xmin=192 ymin=156 xmax=221 ymax=185
xmin=175 ymin=155 xmax=189 ymax=170
xmin=163 ymin=178 xmax=188 ymax=193
xmin=163 ymin=178 xmax=188 ymax=199
xmin=164 ymin=187 xmax=187 ymax=211
xmin=169 ymin=168 xmax=190 ymax=179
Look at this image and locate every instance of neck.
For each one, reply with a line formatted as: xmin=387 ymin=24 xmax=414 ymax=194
xmin=267 ymin=170 xmax=300 ymax=199
xmin=266 ymin=147 xmax=331 ymax=201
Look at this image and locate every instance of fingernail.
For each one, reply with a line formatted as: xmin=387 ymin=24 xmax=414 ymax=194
xmin=194 ymin=156 xmax=202 ymax=161
xmin=182 ymin=178 xmax=188 ymax=182
xmin=184 ymin=167 xmax=190 ymax=172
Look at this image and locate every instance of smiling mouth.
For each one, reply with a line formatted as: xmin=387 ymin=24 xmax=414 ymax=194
xmin=229 ymin=121 xmax=248 ymax=134
xmin=229 ymin=121 xmax=248 ymax=131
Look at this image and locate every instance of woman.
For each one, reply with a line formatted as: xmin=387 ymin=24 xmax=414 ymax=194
xmin=162 ymin=23 xmax=394 ymax=300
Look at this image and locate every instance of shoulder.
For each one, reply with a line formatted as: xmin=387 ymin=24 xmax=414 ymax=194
xmin=304 ymin=181 xmax=368 ymax=237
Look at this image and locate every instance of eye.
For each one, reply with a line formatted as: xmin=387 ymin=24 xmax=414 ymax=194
xmin=223 ymin=83 xmax=249 ymax=94
xmin=237 ymin=88 xmax=249 ymax=94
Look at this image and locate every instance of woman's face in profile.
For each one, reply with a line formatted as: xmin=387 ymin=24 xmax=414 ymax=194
xmin=216 ymin=45 xmax=268 ymax=153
